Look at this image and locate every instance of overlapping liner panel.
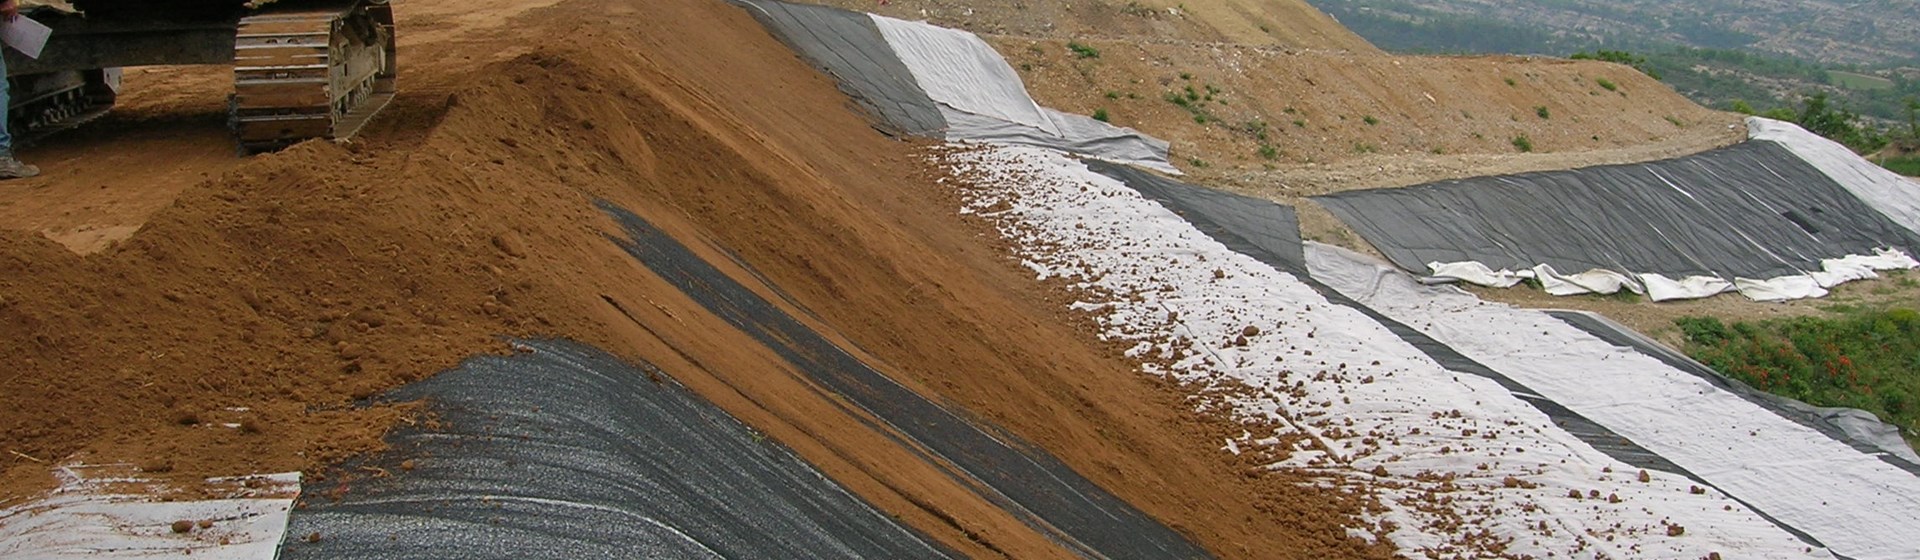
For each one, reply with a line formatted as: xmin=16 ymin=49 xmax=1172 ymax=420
xmin=732 ymin=0 xmax=1178 ymax=173
xmin=277 ymin=339 xmax=955 ymax=559
xmin=1314 ymin=134 xmax=1920 ymax=301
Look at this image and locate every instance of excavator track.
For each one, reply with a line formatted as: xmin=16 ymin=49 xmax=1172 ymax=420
xmin=231 ymin=0 xmax=395 ymax=152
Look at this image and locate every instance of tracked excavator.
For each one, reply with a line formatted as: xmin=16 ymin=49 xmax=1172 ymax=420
xmin=3 ymin=0 xmax=395 ymax=152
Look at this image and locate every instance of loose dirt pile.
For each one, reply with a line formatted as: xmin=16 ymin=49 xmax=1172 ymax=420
xmin=1 ymin=0 xmax=1397 ymax=557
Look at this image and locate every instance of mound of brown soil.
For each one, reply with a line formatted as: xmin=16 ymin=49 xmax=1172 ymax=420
xmin=1 ymin=0 xmax=1393 ymax=557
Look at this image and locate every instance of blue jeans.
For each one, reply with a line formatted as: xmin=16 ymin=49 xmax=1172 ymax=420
xmin=1 ymin=51 xmax=12 ymax=158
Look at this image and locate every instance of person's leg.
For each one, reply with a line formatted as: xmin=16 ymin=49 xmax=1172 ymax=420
xmin=0 ymin=53 xmax=36 ymax=179
xmin=0 ymin=52 xmax=12 ymax=158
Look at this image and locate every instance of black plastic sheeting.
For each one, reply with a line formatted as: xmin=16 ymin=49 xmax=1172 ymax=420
xmin=1086 ymin=160 xmax=1685 ymax=474
xmin=1315 ymin=142 xmax=1920 ymax=280
xmin=729 ymin=0 xmax=947 ymax=136
xmin=1091 ymin=162 xmax=1848 ymax=550
xmin=278 ymin=339 xmax=954 ymax=560
xmin=1549 ymin=310 xmax=1920 ymax=478
xmin=597 ymin=201 xmax=1213 ymax=560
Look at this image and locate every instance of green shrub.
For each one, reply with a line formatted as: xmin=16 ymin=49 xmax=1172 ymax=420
xmin=1362 ymin=115 xmax=1380 ymax=126
xmin=1675 ymin=308 xmax=1920 ymax=450
xmin=1092 ymin=108 xmax=1110 ymax=122
xmin=1535 ymin=106 xmax=1551 ymax=119
xmin=1511 ymin=135 xmax=1534 ymax=152
xmin=1596 ymin=77 xmax=1618 ymax=91
xmin=1258 ymin=144 xmax=1279 ymax=159
xmin=1068 ymin=42 xmax=1100 ymax=59
xmin=1570 ymin=49 xmax=1660 ymax=79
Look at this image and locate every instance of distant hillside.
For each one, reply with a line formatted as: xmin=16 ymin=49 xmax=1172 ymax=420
xmin=1309 ymin=0 xmax=1920 ymax=132
xmin=1309 ymin=0 xmax=1920 ymax=67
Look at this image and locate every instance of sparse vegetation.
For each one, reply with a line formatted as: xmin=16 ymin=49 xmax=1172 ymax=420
xmin=1511 ymin=135 xmax=1534 ymax=152
xmin=1570 ymin=50 xmax=1660 ymax=79
xmin=1880 ymin=155 xmax=1920 ymax=176
xmin=1675 ymin=307 xmax=1920 ymax=449
xmin=1237 ymin=120 xmax=1271 ymax=142
xmin=1353 ymin=143 xmax=1379 ymax=154
xmin=1258 ymin=145 xmax=1279 ymax=159
xmin=1534 ymin=106 xmax=1551 ymax=119
xmin=1504 ymin=77 xmax=1516 ymax=87
xmin=1362 ymin=115 xmax=1380 ymax=126
xmin=1092 ymin=108 xmax=1110 ymax=122
xmin=1164 ymin=83 xmax=1224 ymax=128
xmin=1068 ymin=41 xmax=1101 ymax=59
xmin=1596 ymin=77 xmax=1618 ymax=91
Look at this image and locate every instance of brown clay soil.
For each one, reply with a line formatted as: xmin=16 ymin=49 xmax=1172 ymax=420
xmin=0 ymin=0 xmax=1400 ymax=557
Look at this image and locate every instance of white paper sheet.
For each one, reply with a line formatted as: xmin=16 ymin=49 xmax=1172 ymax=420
xmin=1 ymin=15 xmax=51 ymax=60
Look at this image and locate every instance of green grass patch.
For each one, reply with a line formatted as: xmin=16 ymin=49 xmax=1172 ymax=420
xmin=1362 ymin=115 xmax=1380 ymax=126
xmin=1880 ymin=155 xmax=1920 ymax=177
xmin=1535 ymin=106 xmax=1551 ymax=119
xmin=1674 ymin=308 xmax=1920 ymax=449
xmin=1092 ymin=108 xmax=1110 ymax=122
xmin=1829 ymin=70 xmax=1893 ymax=91
xmin=1068 ymin=42 xmax=1101 ymax=59
xmin=1511 ymin=134 xmax=1534 ymax=152
xmin=1596 ymin=77 xmax=1618 ymax=91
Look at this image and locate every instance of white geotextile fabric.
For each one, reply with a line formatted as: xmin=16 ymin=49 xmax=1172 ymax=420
xmin=868 ymin=15 xmax=1056 ymax=134
xmin=870 ymin=15 xmax=1179 ymax=174
xmin=1751 ymin=116 xmax=1920 ymax=236
xmin=948 ymin=143 xmax=1832 ymax=559
xmin=1309 ymin=242 xmax=1920 ymax=560
xmin=0 ymin=469 xmax=298 ymax=559
xmin=1425 ymin=248 xmax=1918 ymax=302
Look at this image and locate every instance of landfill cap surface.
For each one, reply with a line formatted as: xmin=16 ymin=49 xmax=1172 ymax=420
xmin=1314 ymin=139 xmax=1920 ymax=301
xmin=596 ymin=200 xmax=1213 ymax=559
xmin=280 ymin=339 xmax=954 ymax=560
xmin=736 ymin=0 xmax=1177 ymax=172
xmin=948 ymin=143 xmax=1845 ymax=558
xmin=1305 ymin=242 xmax=1920 ymax=560
xmin=728 ymin=0 xmax=947 ymax=136
xmin=1086 ymin=160 xmax=1690 ymax=474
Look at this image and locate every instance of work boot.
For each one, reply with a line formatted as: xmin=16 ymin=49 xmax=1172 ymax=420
xmin=0 ymin=156 xmax=39 ymax=180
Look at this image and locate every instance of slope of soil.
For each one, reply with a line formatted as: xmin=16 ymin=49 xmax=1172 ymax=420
xmin=797 ymin=0 xmax=1376 ymax=51
xmin=0 ymin=0 xmax=1389 ymax=557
